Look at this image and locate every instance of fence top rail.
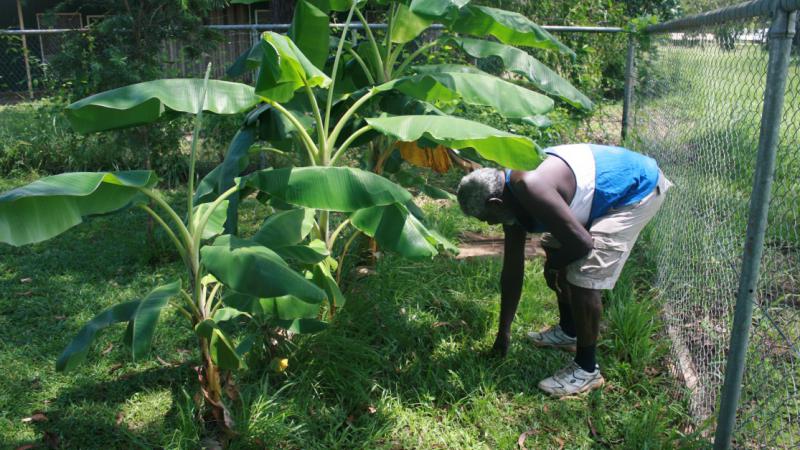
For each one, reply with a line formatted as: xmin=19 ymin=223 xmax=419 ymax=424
xmin=0 ymin=23 xmax=624 ymax=36
xmin=646 ymin=0 xmax=800 ymax=33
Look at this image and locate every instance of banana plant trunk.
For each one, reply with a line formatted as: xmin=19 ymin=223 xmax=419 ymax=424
xmin=200 ymin=338 xmax=227 ymax=426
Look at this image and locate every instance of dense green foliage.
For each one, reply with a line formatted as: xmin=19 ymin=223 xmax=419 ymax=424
xmin=0 ymin=181 xmax=700 ymax=448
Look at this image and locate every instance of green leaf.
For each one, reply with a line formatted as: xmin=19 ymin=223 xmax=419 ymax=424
xmin=192 ymin=200 xmax=228 ymax=240
xmin=227 ymin=40 xmax=264 ymax=78
xmin=290 ymin=0 xmax=331 ymax=70
xmin=445 ymin=37 xmax=593 ymax=110
xmin=411 ymin=64 xmax=487 ymax=75
xmin=194 ymin=126 xmax=257 ymax=235
xmin=57 ymin=281 xmax=180 ymax=371
xmin=195 ymin=320 xmax=243 ymax=369
xmin=126 ymin=281 xmax=181 ymax=361
xmin=0 ymin=171 xmax=157 ymax=246
xmin=276 ymin=318 xmax=329 ymax=334
xmin=256 ymin=32 xmax=332 ymax=102
xmin=365 ymin=115 xmax=543 ymax=170
xmin=410 ymin=0 xmax=470 ymax=20
xmin=391 ymin=3 xmax=433 ymax=44
xmin=66 ymin=79 xmax=258 ymax=133
xmin=274 ymin=241 xmax=330 ymax=265
xmin=201 ymin=235 xmax=327 ymax=303
xmin=212 ymin=307 xmax=250 ymax=323
xmin=241 ymin=166 xmax=412 ymax=212
xmin=223 ymin=291 xmax=321 ymax=320
xmin=57 ymin=301 xmax=139 ymax=372
xmin=351 ymin=202 xmax=437 ymax=258
xmin=253 ymin=208 xmax=316 ymax=248
xmin=312 ymin=262 xmax=346 ymax=309
xmin=450 ymin=6 xmax=575 ymax=57
xmin=375 ymin=70 xmax=554 ymax=119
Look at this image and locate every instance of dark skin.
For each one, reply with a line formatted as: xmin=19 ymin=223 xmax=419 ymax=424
xmin=476 ymin=157 xmax=602 ymax=357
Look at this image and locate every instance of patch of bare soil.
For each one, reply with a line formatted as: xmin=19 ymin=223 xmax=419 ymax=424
xmin=456 ymin=231 xmax=544 ymax=260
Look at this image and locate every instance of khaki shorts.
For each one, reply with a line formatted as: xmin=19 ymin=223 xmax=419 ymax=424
xmin=541 ymin=171 xmax=672 ymax=290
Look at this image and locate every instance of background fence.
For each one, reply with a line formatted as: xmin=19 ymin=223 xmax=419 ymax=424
xmin=630 ymin=1 xmax=799 ymax=447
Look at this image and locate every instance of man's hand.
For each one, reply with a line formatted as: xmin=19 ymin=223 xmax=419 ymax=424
xmin=490 ymin=331 xmax=511 ymax=358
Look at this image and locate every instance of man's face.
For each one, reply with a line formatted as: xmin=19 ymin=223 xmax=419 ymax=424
xmin=478 ymin=198 xmax=516 ymax=225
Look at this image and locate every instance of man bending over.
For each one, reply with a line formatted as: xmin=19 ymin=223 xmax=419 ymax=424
xmin=456 ymin=143 xmax=671 ymax=397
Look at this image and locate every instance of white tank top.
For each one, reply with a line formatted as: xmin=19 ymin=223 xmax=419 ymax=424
xmin=545 ymin=144 xmax=596 ymax=227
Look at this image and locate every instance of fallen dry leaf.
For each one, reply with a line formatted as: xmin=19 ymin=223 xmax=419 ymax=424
xmin=432 ymin=322 xmax=449 ymax=328
xmin=20 ymin=278 xmax=32 ymax=283
xmin=156 ymin=356 xmax=175 ymax=367
xmin=53 ymin=316 xmax=66 ymax=321
xmin=553 ymin=436 xmax=565 ymax=450
xmin=367 ymin=405 xmax=377 ymax=414
xmin=115 ymin=411 xmax=124 ymax=426
xmin=21 ymin=413 xmax=47 ymax=423
xmin=108 ymin=363 xmax=123 ymax=374
xmin=102 ymin=343 xmax=114 ymax=355
xmin=517 ymin=429 xmax=538 ymax=449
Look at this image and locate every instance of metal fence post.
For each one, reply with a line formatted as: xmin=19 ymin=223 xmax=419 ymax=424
xmin=713 ymin=8 xmax=797 ymax=449
xmin=621 ymin=33 xmax=635 ymax=142
xmin=15 ymin=0 xmax=34 ymax=99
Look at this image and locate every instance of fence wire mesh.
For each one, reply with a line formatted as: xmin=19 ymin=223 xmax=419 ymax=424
xmin=631 ymin=12 xmax=800 ymax=447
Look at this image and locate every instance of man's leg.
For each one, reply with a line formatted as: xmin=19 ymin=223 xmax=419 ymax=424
xmin=556 ymin=271 xmax=577 ymax=338
xmin=537 ymin=281 xmax=604 ymax=396
xmin=527 ymin=269 xmax=578 ymax=352
xmin=569 ymin=284 xmax=602 ymax=372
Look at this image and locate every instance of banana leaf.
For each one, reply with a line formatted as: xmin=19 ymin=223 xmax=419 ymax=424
xmin=66 ymin=79 xmax=258 ymax=133
xmin=375 ymin=70 xmax=554 ymax=119
xmin=0 ymin=171 xmax=157 ymax=246
xmin=241 ymin=166 xmax=413 ymax=212
xmin=445 ymin=36 xmax=593 ymax=110
xmin=365 ymin=115 xmax=544 ymax=170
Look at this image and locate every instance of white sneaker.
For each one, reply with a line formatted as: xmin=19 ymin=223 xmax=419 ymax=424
xmin=538 ymin=361 xmax=605 ymax=397
xmin=526 ymin=325 xmax=577 ymax=352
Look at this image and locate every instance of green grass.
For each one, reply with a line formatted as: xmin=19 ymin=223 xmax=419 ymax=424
xmin=0 ymin=173 xmax=701 ymax=449
xmin=630 ymin=40 xmax=800 ymax=444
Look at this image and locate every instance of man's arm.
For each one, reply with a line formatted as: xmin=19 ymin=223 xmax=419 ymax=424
xmin=493 ymin=223 xmax=527 ymax=356
xmin=513 ymin=175 xmax=593 ymax=269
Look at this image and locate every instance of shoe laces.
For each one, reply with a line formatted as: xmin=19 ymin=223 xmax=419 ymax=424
xmin=554 ymin=361 xmax=580 ymax=379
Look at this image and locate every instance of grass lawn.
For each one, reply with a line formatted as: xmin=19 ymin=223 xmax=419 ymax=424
xmin=0 ymin=172 xmax=701 ymax=449
xmin=631 ymin=39 xmax=800 ymax=445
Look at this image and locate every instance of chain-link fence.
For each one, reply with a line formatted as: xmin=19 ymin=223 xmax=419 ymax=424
xmin=630 ymin=1 xmax=799 ymax=447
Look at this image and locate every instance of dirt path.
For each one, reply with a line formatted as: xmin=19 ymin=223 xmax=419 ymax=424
xmin=456 ymin=231 xmax=544 ymax=260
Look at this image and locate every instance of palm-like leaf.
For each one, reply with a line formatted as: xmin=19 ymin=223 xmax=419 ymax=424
xmin=375 ymin=70 xmax=554 ymax=120
xmin=0 ymin=171 xmax=157 ymax=246
xmin=66 ymin=79 xmax=257 ymax=133
xmin=445 ymin=37 xmax=593 ymax=110
xmin=241 ymin=167 xmax=412 ymax=212
xmin=365 ymin=115 xmax=544 ymax=170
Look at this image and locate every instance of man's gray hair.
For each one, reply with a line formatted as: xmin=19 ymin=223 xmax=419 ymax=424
xmin=457 ymin=168 xmax=504 ymax=218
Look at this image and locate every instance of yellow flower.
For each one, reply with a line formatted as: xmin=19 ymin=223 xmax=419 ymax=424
xmin=271 ymin=357 xmax=289 ymax=373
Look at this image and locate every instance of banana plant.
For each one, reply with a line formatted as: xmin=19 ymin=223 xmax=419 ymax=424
xmin=229 ymin=0 xmax=593 ymax=180
xmin=0 ymin=68 xmax=429 ymax=433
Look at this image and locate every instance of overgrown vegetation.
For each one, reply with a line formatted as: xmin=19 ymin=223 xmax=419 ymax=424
xmin=0 ymin=183 xmax=701 ymax=448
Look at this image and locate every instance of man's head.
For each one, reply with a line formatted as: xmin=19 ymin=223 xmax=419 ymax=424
xmin=457 ymin=168 xmax=516 ymax=225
